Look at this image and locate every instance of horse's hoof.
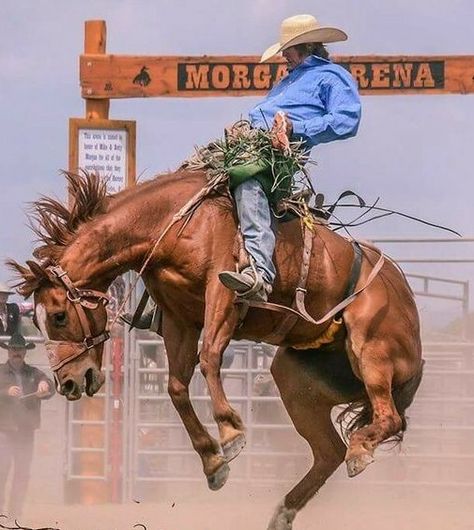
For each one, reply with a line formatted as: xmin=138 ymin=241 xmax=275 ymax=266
xmin=222 ymin=433 xmax=246 ymax=463
xmin=346 ymin=452 xmax=375 ymax=478
xmin=267 ymin=501 xmax=297 ymax=530
xmin=207 ymin=462 xmax=230 ymax=491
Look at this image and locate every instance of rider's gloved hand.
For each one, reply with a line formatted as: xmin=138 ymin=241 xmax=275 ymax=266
xmin=271 ymin=111 xmax=293 ymax=155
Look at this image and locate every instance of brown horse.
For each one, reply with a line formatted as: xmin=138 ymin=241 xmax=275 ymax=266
xmin=9 ymin=171 xmax=423 ymax=529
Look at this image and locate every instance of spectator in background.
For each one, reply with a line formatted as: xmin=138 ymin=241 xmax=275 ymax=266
xmin=0 ymin=283 xmax=20 ymax=337
xmin=0 ymin=333 xmax=55 ymax=521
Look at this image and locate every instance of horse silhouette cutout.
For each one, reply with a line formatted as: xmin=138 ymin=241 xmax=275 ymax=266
xmin=133 ymin=66 xmax=151 ymax=87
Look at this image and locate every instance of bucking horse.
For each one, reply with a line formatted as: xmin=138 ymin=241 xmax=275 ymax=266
xmin=9 ymin=170 xmax=423 ymax=530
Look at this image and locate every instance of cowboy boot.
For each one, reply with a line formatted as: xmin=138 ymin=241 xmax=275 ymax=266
xmin=219 ymin=266 xmax=272 ymax=302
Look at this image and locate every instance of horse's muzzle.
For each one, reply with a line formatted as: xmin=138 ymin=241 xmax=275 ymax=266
xmin=57 ymin=367 xmax=105 ymax=400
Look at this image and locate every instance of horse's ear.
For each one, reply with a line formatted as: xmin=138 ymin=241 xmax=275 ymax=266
xmin=32 ymin=247 xmax=48 ymax=260
xmin=26 ymin=260 xmax=50 ymax=282
xmin=33 ymin=245 xmax=62 ymax=262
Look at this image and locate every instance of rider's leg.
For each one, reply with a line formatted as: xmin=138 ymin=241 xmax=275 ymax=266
xmin=219 ymin=178 xmax=276 ymax=301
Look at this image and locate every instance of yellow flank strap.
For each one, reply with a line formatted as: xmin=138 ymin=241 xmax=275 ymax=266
xmin=292 ymin=318 xmax=343 ymax=350
xmin=301 ymin=201 xmax=316 ymax=232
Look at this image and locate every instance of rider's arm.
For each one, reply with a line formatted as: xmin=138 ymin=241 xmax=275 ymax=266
xmin=291 ymin=73 xmax=361 ymax=146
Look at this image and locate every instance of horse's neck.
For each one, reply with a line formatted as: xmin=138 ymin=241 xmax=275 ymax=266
xmin=59 ymin=229 xmax=143 ymax=291
xmin=58 ymin=172 xmax=207 ymax=290
xmin=59 ymin=207 xmax=159 ymax=290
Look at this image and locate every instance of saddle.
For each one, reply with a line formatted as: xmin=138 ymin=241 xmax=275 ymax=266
xmin=233 ymin=218 xmax=364 ymax=346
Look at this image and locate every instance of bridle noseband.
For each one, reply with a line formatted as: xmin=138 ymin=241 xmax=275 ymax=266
xmin=42 ymin=265 xmax=111 ymax=372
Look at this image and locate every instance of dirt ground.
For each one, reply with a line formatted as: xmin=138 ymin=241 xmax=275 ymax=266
xmin=13 ymin=479 xmax=474 ymax=530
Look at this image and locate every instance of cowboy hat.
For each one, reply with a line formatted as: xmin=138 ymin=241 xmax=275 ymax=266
xmin=0 ymin=333 xmax=36 ymax=351
xmin=260 ymin=14 xmax=348 ymax=63
xmin=0 ymin=282 xmax=13 ymax=295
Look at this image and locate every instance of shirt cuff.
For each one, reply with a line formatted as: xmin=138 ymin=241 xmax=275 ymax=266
xmin=291 ymin=120 xmax=306 ymax=137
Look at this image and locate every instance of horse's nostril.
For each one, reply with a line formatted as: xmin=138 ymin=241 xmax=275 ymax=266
xmin=61 ymin=379 xmax=78 ymax=395
xmin=84 ymin=368 xmax=104 ymax=396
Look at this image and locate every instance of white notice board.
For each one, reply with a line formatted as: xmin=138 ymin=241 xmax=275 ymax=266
xmin=69 ymin=118 xmax=136 ymax=195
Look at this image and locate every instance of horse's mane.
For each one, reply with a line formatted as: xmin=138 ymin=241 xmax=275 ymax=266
xmin=6 ymin=171 xmax=110 ymax=296
xmin=29 ymin=171 xmax=109 ymax=261
xmin=7 ymin=169 xmax=206 ymax=297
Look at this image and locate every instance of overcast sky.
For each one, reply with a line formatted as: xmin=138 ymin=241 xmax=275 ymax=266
xmin=1 ymin=0 xmax=473 ymax=310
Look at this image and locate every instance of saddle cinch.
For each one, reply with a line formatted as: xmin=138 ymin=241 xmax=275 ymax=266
xmin=129 ymin=189 xmax=384 ymax=347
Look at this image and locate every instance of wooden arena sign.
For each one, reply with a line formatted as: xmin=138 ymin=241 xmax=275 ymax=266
xmin=81 ymin=54 xmax=474 ymax=98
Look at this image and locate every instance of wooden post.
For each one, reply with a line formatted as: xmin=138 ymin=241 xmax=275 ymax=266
xmin=76 ymin=22 xmax=110 ymax=503
xmin=84 ymin=20 xmax=110 ymax=119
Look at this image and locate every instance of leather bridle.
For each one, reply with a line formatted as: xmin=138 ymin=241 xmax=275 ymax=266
xmin=41 ymin=265 xmax=110 ymax=372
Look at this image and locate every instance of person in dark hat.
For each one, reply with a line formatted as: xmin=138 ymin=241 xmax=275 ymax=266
xmin=0 ymin=282 xmax=20 ymax=337
xmin=0 ymin=334 xmax=55 ymax=520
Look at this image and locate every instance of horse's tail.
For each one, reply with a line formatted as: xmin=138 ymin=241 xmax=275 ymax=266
xmin=337 ymin=359 xmax=425 ymax=445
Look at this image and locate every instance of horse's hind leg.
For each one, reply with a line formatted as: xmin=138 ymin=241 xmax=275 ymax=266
xmin=344 ymin=342 xmax=404 ymax=477
xmin=267 ymin=347 xmax=346 ymax=530
xmin=162 ymin=313 xmax=229 ymax=491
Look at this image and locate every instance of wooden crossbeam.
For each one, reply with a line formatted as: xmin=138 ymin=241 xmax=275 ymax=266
xmin=80 ymin=54 xmax=474 ymax=98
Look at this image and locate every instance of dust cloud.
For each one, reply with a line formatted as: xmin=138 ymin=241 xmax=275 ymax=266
xmin=2 ymin=311 xmax=473 ymax=530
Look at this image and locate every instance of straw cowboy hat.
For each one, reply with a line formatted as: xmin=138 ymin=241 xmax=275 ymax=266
xmin=260 ymin=14 xmax=348 ymax=63
xmin=0 ymin=282 xmax=13 ymax=295
xmin=0 ymin=333 xmax=36 ymax=351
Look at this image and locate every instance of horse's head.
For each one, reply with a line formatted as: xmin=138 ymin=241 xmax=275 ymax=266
xmin=12 ymin=260 xmax=109 ymax=400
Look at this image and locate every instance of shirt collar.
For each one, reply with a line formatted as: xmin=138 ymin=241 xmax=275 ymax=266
xmin=289 ymin=54 xmax=331 ymax=74
xmin=303 ymin=54 xmax=331 ymax=67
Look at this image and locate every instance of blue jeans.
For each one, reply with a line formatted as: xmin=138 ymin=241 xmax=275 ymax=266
xmin=233 ymin=179 xmax=276 ymax=284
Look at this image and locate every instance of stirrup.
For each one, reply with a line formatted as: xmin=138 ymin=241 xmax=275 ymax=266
xmin=119 ymin=309 xmax=155 ymax=330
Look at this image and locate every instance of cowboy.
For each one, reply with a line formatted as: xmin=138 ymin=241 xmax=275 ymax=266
xmin=0 ymin=282 xmax=20 ymax=337
xmin=0 ymin=333 xmax=55 ymax=520
xmin=219 ymin=14 xmax=362 ymax=301
xmin=122 ymin=13 xmax=361 ymax=327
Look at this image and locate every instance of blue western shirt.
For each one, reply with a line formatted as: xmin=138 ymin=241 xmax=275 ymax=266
xmin=249 ymin=55 xmax=361 ymax=149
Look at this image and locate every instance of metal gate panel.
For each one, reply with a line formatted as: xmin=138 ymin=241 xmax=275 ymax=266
xmin=122 ymin=337 xmax=474 ymax=498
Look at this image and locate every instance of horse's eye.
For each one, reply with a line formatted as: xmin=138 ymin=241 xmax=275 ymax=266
xmin=53 ymin=312 xmax=67 ymax=327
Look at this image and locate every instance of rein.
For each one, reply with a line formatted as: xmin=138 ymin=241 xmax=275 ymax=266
xmin=43 ymin=265 xmax=110 ymax=372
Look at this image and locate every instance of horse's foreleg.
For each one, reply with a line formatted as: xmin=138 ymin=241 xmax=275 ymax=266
xmin=162 ymin=313 xmax=229 ymax=490
xmin=268 ymin=347 xmax=346 ymax=530
xmin=199 ymin=283 xmax=246 ymax=462
xmin=345 ymin=344 xmax=403 ymax=478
